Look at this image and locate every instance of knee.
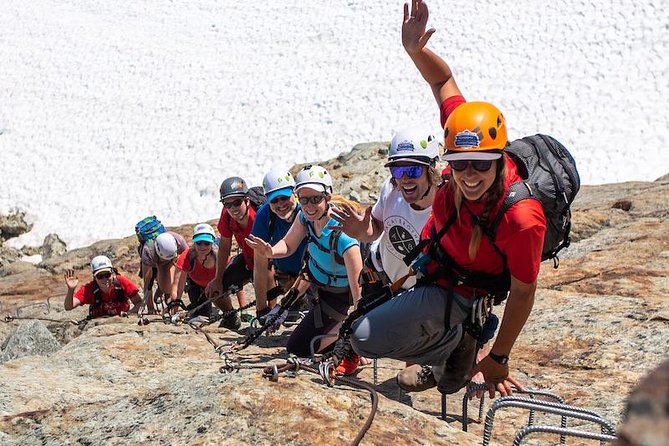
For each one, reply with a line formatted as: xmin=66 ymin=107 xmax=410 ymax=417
xmin=350 ymin=316 xmax=374 ymax=357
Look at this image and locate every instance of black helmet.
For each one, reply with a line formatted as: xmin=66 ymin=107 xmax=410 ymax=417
xmin=219 ymin=176 xmax=249 ymax=201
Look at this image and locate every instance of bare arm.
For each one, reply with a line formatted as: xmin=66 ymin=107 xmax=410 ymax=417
xmin=403 ymin=0 xmax=462 ymax=106
xmin=246 ymin=217 xmax=307 ymax=259
xmin=466 ymin=276 xmax=536 ymax=397
xmin=342 ymin=245 xmax=363 ymax=307
xmin=173 ymin=267 xmax=187 ymax=300
xmin=253 ymin=249 xmax=273 ymax=311
xmin=63 ymin=270 xmax=80 ymax=311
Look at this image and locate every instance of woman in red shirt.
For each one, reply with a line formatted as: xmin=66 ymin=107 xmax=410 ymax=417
xmin=171 ymin=223 xmax=217 ymax=318
xmin=350 ymin=0 xmax=546 ymax=399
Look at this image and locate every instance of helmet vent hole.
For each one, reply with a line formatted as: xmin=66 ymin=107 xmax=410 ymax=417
xmin=488 ymin=127 xmax=497 ymax=140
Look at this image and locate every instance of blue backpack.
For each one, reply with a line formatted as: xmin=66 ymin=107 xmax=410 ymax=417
xmin=135 ymin=216 xmax=165 ymax=245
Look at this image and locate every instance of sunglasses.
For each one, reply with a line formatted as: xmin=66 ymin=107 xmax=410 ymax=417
xmin=389 ymin=165 xmax=424 ymax=180
xmin=449 ymin=159 xmax=494 ymax=172
xmin=270 ymin=195 xmax=291 ymax=205
xmin=298 ymin=194 xmax=325 ymax=205
xmin=222 ymin=198 xmax=245 ymax=208
xmin=95 ymin=271 xmax=112 ymax=280
xmin=195 ymin=241 xmax=212 ymax=247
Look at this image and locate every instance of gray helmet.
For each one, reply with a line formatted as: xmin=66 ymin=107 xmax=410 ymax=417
xmin=219 ymin=176 xmax=248 ymax=201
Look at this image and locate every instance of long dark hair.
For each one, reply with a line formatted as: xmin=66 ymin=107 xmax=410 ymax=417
xmin=449 ymin=158 xmax=507 ymax=260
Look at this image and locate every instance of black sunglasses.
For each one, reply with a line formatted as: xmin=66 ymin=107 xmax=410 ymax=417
xmin=95 ymin=271 xmax=112 ymax=280
xmin=195 ymin=241 xmax=212 ymax=247
xmin=449 ymin=159 xmax=494 ymax=172
xmin=222 ymin=198 xmax=245 ymax=208
xmin=298 ymin=195 xmax=325 ymax=205
xmin=270 ymin=195 xmax=291 ymax=205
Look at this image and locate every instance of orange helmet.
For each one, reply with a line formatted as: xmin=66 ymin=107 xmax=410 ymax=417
xmin=443 ymin=101 xmax=507 ymax=161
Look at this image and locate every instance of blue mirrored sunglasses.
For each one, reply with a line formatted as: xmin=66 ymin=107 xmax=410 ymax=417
xmin=389 ymin=165 xmax=424 ymax=180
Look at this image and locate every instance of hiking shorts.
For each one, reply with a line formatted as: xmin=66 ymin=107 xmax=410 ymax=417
xmin=221 ymin=254 xmax=253 ymax=295
xmin=350 ymin=285 xmax=474 ymax=368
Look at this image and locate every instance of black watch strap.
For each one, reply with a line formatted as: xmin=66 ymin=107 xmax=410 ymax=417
xmin=489 ymin=352 xmax=509 ymax=365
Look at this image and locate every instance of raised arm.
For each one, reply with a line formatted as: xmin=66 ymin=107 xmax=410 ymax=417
xmin=63 ymin=270 xmax=81 ymax=311
xmin=403 ymin=0 xmax=462 ymax=106
xmin=246 ymin=216 xmax=307 ymax=259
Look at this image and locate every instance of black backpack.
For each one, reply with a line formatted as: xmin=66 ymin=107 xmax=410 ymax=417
xmin=246 ymin=186 xmax=267 ymax=210
xmin=490 ymin=134 xmax=580 ymax=266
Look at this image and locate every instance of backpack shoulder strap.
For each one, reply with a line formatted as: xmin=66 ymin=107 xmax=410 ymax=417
xmin=113 ymin=277 xmax=125 ymax=302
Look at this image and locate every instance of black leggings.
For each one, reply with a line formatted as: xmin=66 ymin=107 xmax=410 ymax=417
xmin=286 ymin=287 xmax=351 ymax=358
xmin=186 ymin=280 xmax=211 ymax=317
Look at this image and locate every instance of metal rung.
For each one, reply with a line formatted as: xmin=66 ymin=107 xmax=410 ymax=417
xmin=513 ymin=424 xmax=617 ymax=446
xmin=482 ymin=396 xmax=616 ymax=446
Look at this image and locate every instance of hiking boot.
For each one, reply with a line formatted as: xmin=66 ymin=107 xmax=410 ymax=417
xmin=219 ymin=311 xmax=241 ymax=330
xmin=437 ymin=332 xmax=478 ymax=394
xmin=336 ymin=354 xmax=360 ymax=376
xmin=256 ymin=307 xmax=271 ymax=325
xmin=240 ymin=311 xmax=253 ymax=323
xmin=396 ymin=364 xmax=437 ymax=393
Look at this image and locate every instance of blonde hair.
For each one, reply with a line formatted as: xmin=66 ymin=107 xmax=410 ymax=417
xmin=329 ymin=194 xmax=365 ymax=214
xmin=449 ymin=160 xmax=507 ymax=260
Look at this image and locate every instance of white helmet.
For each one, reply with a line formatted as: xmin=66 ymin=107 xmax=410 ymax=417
xmin=295 ymin=165 xmax=333 ymax=193
xmin=154 ymin=232 xmax=178 ymax=260
xmin=262 ymin=168 xmax=296 ymax=194
xmin=192 ymin=223 xmax=216 ymax=244
xmin=385 ymin=125 xmax=440 ymax=167
xmin=90 ymin=255 xmax=113 ymax=274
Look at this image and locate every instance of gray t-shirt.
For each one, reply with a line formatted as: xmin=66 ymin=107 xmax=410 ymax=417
xmin=141 ymin=231 xmax=188 ymax=267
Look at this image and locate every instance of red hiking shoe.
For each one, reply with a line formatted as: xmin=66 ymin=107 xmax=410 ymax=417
xmin=336 ymin=354 xmax=360 ymax=375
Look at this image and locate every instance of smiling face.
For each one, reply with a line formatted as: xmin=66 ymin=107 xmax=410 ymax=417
xmin=269 ymin=194 xmax=297 ymax=220
xmin=389 ymin=162 xmax=431 ymax=204
xmin=297 ymin=188 xmax=328 ymax=222
xmin=451 ymin=159 xmax=498 ymax=201
xmin=222 ymin=196 xmax=248 ymax=222
xmin=94 ymin=270 xmax=114 ymax=293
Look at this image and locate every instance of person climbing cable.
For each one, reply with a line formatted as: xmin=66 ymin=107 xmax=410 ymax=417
xmin=64 ymin=255 xmax=142 ymax=319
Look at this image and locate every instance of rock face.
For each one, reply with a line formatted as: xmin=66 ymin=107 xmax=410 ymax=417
xmin=0 ymin=212 xmax=31 ymax=241
xmin=40 ymin=233 xmax=67 ymax=262
xmin=0 ymin=320 xmax=61 ymax=364
xmin=0 ymin=144 xmax=668 ymax=445
xmin=615 ymin=359 xmax=669 ymax=446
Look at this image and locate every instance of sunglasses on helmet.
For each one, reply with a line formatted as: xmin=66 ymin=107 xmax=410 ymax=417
xmin=389 ymin=165 xmax=424 ymax=180
xmin=449 ymin=160 xmax=494 ymax=172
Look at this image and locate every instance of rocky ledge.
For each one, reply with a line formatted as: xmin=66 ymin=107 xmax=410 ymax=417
xmin=1 ymin=145 xmax=668 ymax=445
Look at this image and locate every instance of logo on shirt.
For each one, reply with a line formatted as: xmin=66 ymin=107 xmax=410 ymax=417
xmin=384 ymin=216 xmax=421 ymax=260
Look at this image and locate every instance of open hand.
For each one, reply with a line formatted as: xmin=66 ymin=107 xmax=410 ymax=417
xmin=402 ymin=0 xmax=436 ymax=55
xmin=329 ymin=204 xmax=373 ymax=240
xmin=245 ymin=234 xmax=273 ymax=258
xmin=64 ymin=269 xmax=79 ymax=290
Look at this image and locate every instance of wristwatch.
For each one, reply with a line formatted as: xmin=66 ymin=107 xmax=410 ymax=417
xmin=488 ymin=352 xmax=509 ymax=365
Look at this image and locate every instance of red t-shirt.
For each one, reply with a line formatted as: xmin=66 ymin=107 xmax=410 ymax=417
xmin=440 ymin=95 xmax=467 ymax=128
xmin=73 ymin=274 xmax=139 ymax=318
xmin=217 ymin=206 xmax=256 ymax=268
xmin=422 ymin=156 xmax=546 ymax=294
xmin=175 ymin=247 xmax=216 ymax=288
